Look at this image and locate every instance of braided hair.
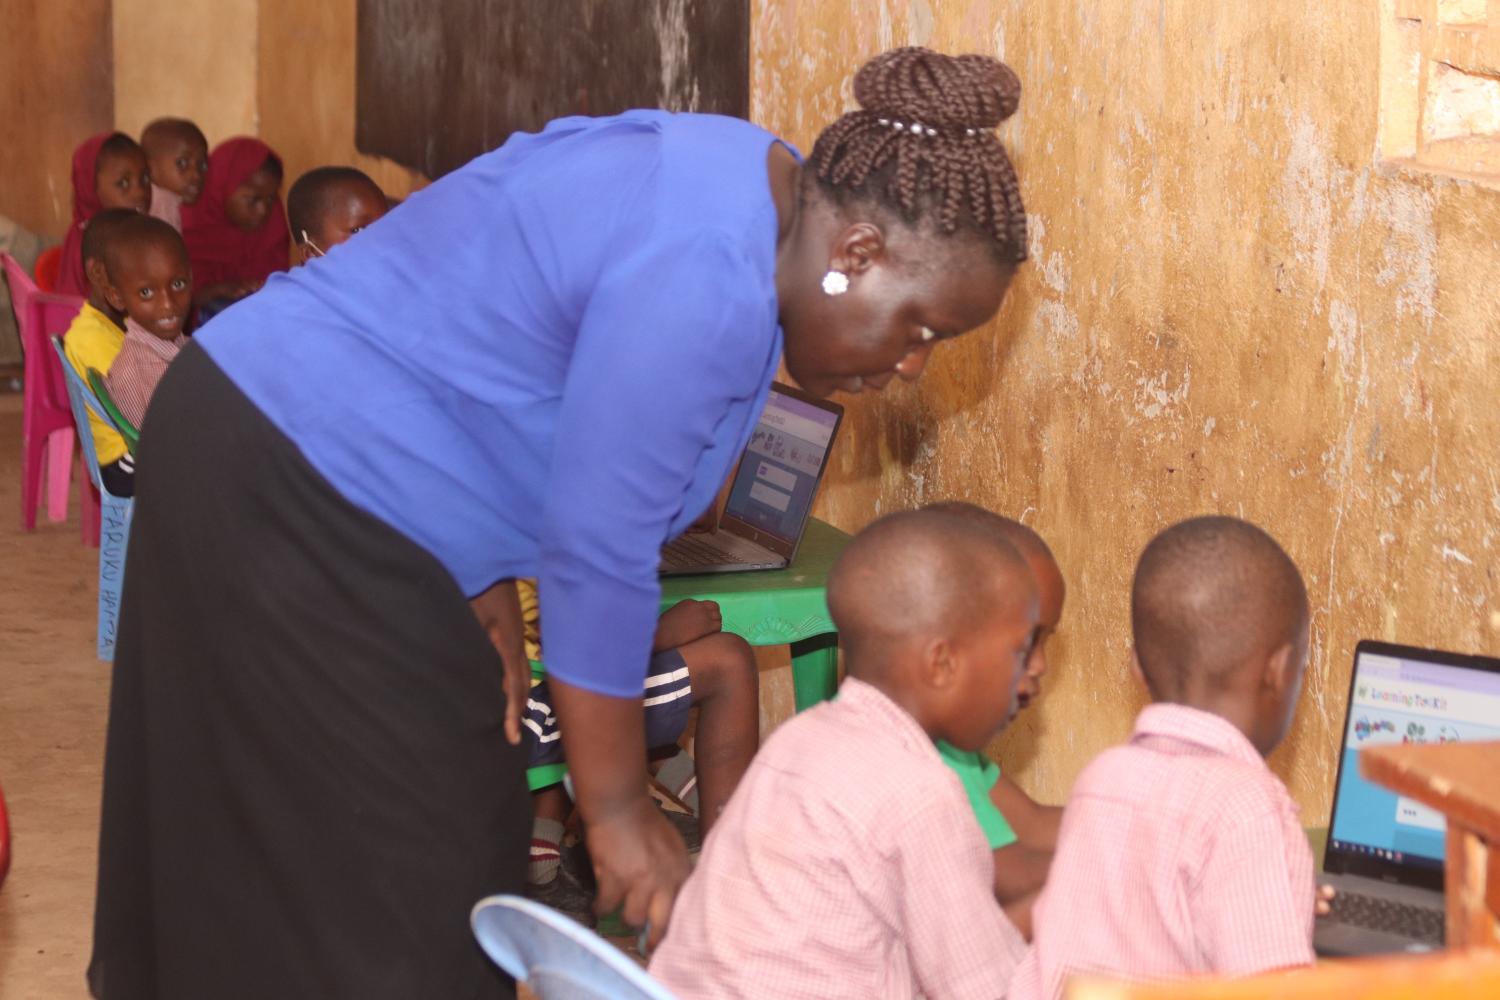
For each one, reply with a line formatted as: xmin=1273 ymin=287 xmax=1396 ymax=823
xmin=809 ymin=47 xmax=1027 ymax=263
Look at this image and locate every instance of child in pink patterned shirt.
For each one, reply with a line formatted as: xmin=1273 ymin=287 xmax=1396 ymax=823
xmin=651 ymin=507 xmax=1039 ymax=1000
xmin=1011 ymin=516 xmax=1317 ymax=1000
xmin=101 ymin=214 xmax=192 ymax=429
xmin=142 ymin=119 xmax=208 ymax=233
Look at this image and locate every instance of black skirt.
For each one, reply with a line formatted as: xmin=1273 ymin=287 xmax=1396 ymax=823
xmin=89 ymin=344 xmax=528 ymax=999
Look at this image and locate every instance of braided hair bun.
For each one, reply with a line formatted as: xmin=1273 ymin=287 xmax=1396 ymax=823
xmin=810 ymin=47 xmax=1027 ymax=262
xmin=853 ymin=48 xmax=1021 ymax=132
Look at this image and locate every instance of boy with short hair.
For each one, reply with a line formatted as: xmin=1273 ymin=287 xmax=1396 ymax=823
xmin=63 ymin=208 xmax=142 ymax=496
xmin=651 ymin=507 xmax=1037 ymax=1000
xmin=141 ymin=118 xmax=209 ymax=232
xmin=926 ymin=501 xmax=1066 ymax=937
xmin=101 ymin=214 xmax=192 ymax=428
xmin=286 ymin=166 xmax=389 ymax=264
xmin=1010 ymin=516 xmax=1316 ymax=1000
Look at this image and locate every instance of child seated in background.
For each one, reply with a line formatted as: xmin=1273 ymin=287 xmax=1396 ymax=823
xmin=57 ymin=133 xmax=152 ymax=297
xmin=62 ymin=209 xmax=141 ymax=496
xmin=182 ymin=137 xmax=289 ymax=317
xmin=651 ymin=507 xmax=1036 ymax=1000
xmin=141 ymin=118 xmax=209 ymax=233
xmin=100 ymin=215 xmax=192 ymax=428
xmin=1011 ymin=516 xmax=1316 ymax=1000
xmin=286 ymin=166 xmax=389 ymax=263
xmin=519 ymin=579 xmax=758 ymax=919
xmin=925 ymin=501 xmax=1066 ymax=939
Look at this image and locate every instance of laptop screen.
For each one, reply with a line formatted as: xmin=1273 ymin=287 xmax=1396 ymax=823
xmin=1328 ymin=645 xmax=1500 ymax=872
xmin=722 ymin=387 xmax=841 ymax=542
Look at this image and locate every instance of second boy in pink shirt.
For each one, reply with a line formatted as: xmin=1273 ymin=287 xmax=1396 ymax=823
xmin=1011 ymin=516 xmax=1317 ymax=999
xmin=651 ymin=507 xmax=1037 ymax=999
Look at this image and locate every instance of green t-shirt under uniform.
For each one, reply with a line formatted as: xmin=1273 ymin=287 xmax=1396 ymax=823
xmin=937 ymin=740 xmax=1018 ymax=850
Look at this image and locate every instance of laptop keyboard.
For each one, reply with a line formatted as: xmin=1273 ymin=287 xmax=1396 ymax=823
xmin=661 ymin=534 xmax=760 ymax=571
xmin=1328 ymin=891 xmax=1445 ymax=944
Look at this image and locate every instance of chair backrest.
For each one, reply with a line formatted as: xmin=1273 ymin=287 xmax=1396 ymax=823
xmin=51 ymin=337 xmax=109 ymax=494
xmin=34 ymin=245 xmax=63 ymax=293
xmin=3 ymin=253 xmax=84 ymax=417
xmin=471 ymin=895 xmax=676 ymax=1000
xmin=86 ymin=367 xmax=140 ymax=453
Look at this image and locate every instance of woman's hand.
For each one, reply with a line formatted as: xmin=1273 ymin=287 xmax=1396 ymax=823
xmin=468 ymin=579 xmax=531 ymax=746
xmin=586 ymin=796 xmax=692 ymax=949
xmin=548 ymin=677 xmax=691 ymax=948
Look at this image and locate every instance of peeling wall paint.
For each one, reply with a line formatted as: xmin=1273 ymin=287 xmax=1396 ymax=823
xmin=753 ymin=0 xmax=1500 ymax=819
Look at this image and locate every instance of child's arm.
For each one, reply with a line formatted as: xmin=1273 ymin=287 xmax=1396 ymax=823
xmin=652 ymin=599 xmax=722 ymax=652
xmin=993 ymin=844 xmax=1052 ymax=939
xmin=989 ymin=774 xmax=1063 ymax=850
xmin=988 ymin=774 xmax=1062 ymax=939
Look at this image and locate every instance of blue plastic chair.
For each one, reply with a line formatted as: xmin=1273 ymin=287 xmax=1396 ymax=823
xmin=471 ymin=894 xmax=676 ymax=1000
xmin=52 ymin=337 xmax=133 ymax=661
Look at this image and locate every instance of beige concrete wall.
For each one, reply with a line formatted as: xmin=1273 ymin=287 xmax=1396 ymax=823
xmin=112 ymin=0 xmax=259 ymax=143
xmin=256 ymin=0 xmax=427 ymax=201
xmin=0 ymin=0 xmax=114 ymax=240
xmin=110 ymin=0 xmax=424 ymax=196
xmin=753 ymin=0 xmax=1500 ymax=820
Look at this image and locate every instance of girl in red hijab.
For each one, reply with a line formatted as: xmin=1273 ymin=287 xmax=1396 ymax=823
xmin=182 ymin=137 xmax=290 ymax=311
xmin=56 ymin=132 xmax=152 ymax=296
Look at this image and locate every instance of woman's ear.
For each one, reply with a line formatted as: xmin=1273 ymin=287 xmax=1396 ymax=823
xmin=827 ymin=222 xmax=887 ymax=279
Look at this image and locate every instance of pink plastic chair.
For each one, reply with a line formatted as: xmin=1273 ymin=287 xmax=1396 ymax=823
xmin=2 ymin=253 xmax=92 ymax=541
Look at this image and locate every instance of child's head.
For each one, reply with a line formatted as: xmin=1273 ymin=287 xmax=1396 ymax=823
xmin=85 ymin=133 xmax=152 ymax=215
xmin=211 ymin=141 xmax=284 ymax=233
xmin=97 ymin=215 xmax=192 ymax=341
xmin=1131 ymin=516 xmax=1309 ymax=756
xmin=81 ymin=208 xmax=144 ymax=319
xmin=141 ymin=118 xmax=209 ymax=205
xmin=924 ymin=502 xmax=1066 ymax=710
xmin=828 ymin=507 xmax=1039 ymax=751
xmin=286 ymin=166 xmax=389 ymax=263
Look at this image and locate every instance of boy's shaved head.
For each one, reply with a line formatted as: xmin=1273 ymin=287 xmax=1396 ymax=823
xmin=922 ymin=501 xmax=1056 ymax=570
xmin=287 ymin=166 xmax=385 ymax=243
xmin=98 ymin=214 xmax=187 ymax=284
xmin=1132 ymin=516 xmax=1308 ymax=701
xmin=829 ymin=508 xmax=1033 ymax=676
xmin=81 ymin=208 xmax=143 ymax=266
xmin=141 ymin=118 xmax=207 ymax=157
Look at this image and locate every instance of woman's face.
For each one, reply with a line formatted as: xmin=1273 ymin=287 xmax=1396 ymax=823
xmin=781 ymin=225 xmax=1015 ymax=399
xmin=226 ymin=166 xmax=282 ymax=232
xmin=95 ymin=149 xmax=152 ymax=214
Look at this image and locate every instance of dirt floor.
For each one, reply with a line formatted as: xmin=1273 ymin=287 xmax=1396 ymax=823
xmin=0 ymin=393 xmax=108 ymax=998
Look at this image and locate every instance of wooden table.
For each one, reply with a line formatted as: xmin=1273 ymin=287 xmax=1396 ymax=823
xmin=660 ymin=517 xmax=850 ymax=712
xmin=1361 ymin=740 xmax=1500 ymax=949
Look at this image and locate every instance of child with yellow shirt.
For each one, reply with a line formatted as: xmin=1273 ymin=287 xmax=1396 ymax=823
xmin=62 ymin=208 xmax=138 ymax=496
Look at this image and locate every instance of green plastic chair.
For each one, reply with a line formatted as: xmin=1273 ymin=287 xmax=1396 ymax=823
xmin=85 ymin=367 xmax=140 ymax=455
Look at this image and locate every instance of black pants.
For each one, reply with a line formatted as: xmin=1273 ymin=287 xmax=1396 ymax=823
xmin=89 ymin=343 xmax=528 ymax=999
xmin=100 ymin=456 xmax=135 ymax=498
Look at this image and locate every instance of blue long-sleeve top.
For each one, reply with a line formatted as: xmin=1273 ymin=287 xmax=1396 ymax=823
xmin=198 ymin=111 xmax=788 ymax=697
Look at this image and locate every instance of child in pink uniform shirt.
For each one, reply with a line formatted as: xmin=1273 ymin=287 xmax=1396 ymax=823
xmin=651 ymin=506 xmax=1038 ymax=1000
xmin=101 ymin=215 xmax=192 ymax=428
xmin=141 ymin=119 xmax=208 ymax=233
xmin=1011 ymin=516 xmax=1318 ymax=1000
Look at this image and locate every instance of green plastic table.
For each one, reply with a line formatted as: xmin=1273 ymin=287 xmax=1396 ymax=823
xmin=526 ymin=518 xmax=851 ymax=793
xmin=660 ymin=517 xmax=850 ymax=713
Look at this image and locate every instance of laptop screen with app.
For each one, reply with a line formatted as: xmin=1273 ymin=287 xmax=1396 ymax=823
xmin=1328 ymin=647 xmax=1500 ymax=870
xmin=722 ymin=387 xmax=840 ymax=542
